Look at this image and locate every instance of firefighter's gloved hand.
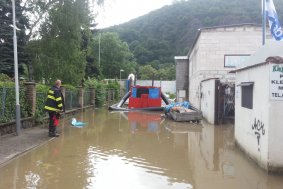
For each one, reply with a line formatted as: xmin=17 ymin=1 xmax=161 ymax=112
xmin=56 ymin=112 xmax=61 ymax=119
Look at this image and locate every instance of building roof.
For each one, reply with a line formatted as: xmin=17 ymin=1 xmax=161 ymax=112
xmin=187 ymin=23 xmax=262 ymax=57
xmin=232 ymin=40 xmax=283 ymax=72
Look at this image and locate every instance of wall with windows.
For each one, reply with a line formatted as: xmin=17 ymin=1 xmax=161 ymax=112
xmin=188 ymin=24 xmax=263 ymax=109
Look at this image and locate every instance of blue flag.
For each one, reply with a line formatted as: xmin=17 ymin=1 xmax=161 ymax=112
xmin=266 ymin=0 xmax=283 ymax=41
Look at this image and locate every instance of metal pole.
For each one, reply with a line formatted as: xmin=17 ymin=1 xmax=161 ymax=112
xmin=12 ymin=0 xmax=21 ymax=135
xmin=120 ymin=69 xmax=124 ymax=96
xmin=98 ymin=33 xmax=101 ymax=67
xmin=262 ymin=0 xmax=266 ymax=45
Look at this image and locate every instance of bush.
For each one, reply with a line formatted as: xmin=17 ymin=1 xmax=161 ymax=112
xmin=105 ymin=80 xmax=120 ymax=100
xmin=0 ymin=81 xmax=14 ymax=88
xmin=0 ymin=85 xmax=31 ymax=123
xmin=0 ymin=74 xmax=12 ymax=82
xmin=35 ymin=84 xmax=49 ymax=123
xmin=84 ymin=78 xmax=98 ymax=88
xmin=84 ymin=78 xmax=109 ymax=107
xmin=166 ymin=92 xmax=176 ymax=99
xmin=95 ymin=82 xmax=106 ymax=107
xmin=63 ymin=84 xmax=77 ymax=91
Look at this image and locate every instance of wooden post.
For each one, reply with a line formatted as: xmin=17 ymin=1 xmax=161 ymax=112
xmin=77 ymin=86 xmax=83 ymax=108
xmin=90 ymin=87 xmax=95 ymax=107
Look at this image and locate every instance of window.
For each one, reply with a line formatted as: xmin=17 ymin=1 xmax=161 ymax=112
xmin=239 ymin=82 xmax=254 ymax=109
xmin=224 ymin=55 xmax=250 ymax=68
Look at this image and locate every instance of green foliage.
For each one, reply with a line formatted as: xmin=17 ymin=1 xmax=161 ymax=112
xmin=80 ymin=77 xmax=109 ymax=107
xmin=0 ymin=74 xmax=12 ymax=82
xmin=36 ymin=84 xmax=49 ymax=92
xmin=95 ymin=82 xmax=106 ymax=107
xmin=88 ymin=32 xmax=137 ymax=79
xmin=0 ymin=81 xmax=14 ymax=88
xmin=29 ymin=0 xmax=94 ymax=85
xmin=105 ymin=80 xmax=120 ymax=100
xmin=138 ymin=65 xmax=158 ymax=80
xmin=34 ymin=84 xmax=49 ymax=123
xmin=63 ymin=84 xmax=77 ymax=91
xmin=0 ymin=85 xmax=31 ymax=123
xmin=84 ymin=77 xmax=99 ymax=88
xmin=0 ymin=0 xmax=29 ymax=77
xmin=105 ymin=0 xmax=283 ymax=80
xmin=105 ymin=80 xmax=119 ymax=89
xmin=166 ymin=92 xmax=176 ymax=99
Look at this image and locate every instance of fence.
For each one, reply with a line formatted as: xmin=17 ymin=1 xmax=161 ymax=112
xmin=64 ymin=89 xmax=80 ymax=111
xmin=0 ymin=83 xmax=96 ymax=136
xmin=0 ymin=82 xmax=118 ymax=136
xmin=0 ymin=87 xmax=30 ymax=124
xmin=105 ymin=89 xmax=116 ymax=105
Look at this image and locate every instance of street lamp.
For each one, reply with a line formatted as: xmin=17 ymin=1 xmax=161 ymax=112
xmin=12 ymin=0 xmax=21 ymax=135
xmin=120 ymin=69 xmax=124 ymax=82
xmin=120 ymin=69 xmax=124 ymax=96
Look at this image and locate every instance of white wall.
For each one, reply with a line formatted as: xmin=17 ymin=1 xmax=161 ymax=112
xmin=118 ymin=80 xmax=176 ymax=95
xmin=235 ymin=63 xmax=283 ymax=171
xmin=189 ymin=25 xmax=262 ymax=109
xmin=268 ymin=100 xmax=283 ymax=169
xmin=200 ymin=79 xmax=216 ymax=124
xmin=136 ymin=80 xmax=176 ymax=94
xmin=268 ymin=63 xmax=283 ymax=170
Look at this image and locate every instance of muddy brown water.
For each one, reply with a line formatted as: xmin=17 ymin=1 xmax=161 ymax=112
xmin=0 ymin=108 xmax=282 ymax=189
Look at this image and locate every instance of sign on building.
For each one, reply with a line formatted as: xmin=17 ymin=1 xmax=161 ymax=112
xmin=224 ymin=55 xmax=250 ymax=68
xmin=270 ymin=64 xmax=283 ymax=100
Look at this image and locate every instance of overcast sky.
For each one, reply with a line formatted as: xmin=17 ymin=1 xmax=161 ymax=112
xmin=95 ymin=0 xmax=173 ymax=28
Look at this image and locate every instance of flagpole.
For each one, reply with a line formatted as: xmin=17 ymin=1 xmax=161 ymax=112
xmin=262 ymin=0 xmax=266 ymax=45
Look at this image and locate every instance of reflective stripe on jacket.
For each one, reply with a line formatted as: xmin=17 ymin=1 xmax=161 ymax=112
xmin=44 ymin=86 xmax=64 ymax=112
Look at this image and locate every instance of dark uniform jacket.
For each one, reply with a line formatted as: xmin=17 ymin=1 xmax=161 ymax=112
xmin=44 ymin=86 xmax=64 ymax=112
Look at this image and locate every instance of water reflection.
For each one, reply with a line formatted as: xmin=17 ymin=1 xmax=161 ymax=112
xmin=0 ymin=109 xmax=282 ymax=189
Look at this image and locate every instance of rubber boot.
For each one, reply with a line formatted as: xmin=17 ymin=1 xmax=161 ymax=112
xmin=49 ymin=126 xmax=59 ymax=137
xmin=49 ymin=131 xmax=59 ymax=137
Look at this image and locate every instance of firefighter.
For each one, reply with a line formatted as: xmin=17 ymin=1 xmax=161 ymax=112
xmin=44 ymin=79 xmax=65 ymax=137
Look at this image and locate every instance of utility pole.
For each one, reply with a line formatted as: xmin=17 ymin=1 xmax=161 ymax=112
xmin=12 ymin=0 xmax=21 ymax=135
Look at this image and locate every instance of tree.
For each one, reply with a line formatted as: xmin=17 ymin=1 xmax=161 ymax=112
xmin=87 ymin=32 xmax=137 ymax=79
xmin=105 ymin=0 xmax=283 ymax=80
xmin=30 ymin=0 xmax=95 ymax=85
xmin=23 ymin=0 xmax=104 ymax=82
xmin=0 ymin=0 xmax=29 ymax=77
xmin=138 ymin=65 xmax=157 ymax=80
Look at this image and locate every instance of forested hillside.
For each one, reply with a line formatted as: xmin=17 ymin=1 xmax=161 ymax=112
xmin=105 ymin=0 xmax=283 ymax=68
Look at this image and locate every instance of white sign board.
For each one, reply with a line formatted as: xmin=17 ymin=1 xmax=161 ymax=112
xmin=224 ymin=55 xmax=250 ymax=68
xmin=270 ymin=64 xmax=283 ymax=100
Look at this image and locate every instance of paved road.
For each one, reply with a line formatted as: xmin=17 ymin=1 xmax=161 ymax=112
xmin=0 ymin=126 xmax=52 ymax=167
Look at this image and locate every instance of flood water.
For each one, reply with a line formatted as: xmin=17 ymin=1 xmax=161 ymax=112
xmin=0 ymin=108 xmax=282 ymax=189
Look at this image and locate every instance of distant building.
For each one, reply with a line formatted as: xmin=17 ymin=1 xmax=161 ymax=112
xmin=175 ymin=24 xmax=269 ymax=123
xmin=187 ymin=24 xmax=264 ymax=109
xmin=174 ymin=56 xmax=189 ymax=102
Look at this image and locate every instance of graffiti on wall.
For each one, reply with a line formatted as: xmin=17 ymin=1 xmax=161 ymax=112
xmin=252 ymin=118 xmax=265 ymax=151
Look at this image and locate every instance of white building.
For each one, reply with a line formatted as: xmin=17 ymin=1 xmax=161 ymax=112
xmin=234 ymin=41 xmax=283 ymax=172
xmin=187 ymin=24 xmax=264 ymax=110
